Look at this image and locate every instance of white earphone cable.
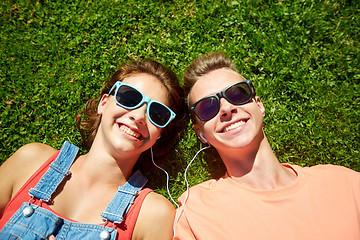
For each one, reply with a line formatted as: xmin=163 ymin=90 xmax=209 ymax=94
xmin=173 ymin=144 xmax=211 ymax=235
xmin=151 ymin=144 xmax=211 ymax=235
xmin=150 ymin=147 xmax=179 ymax=208
xmin=182 ymin=144 xmax=211 ymax=206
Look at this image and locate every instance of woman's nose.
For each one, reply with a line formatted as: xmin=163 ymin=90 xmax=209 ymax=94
xmin=129 ymin=104 xmax=147 ymax=125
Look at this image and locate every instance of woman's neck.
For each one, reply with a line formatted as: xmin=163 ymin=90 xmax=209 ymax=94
xmin=75 ymin=139 xmax=140 ymax=188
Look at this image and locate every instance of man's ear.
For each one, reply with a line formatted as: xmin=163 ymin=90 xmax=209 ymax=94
xmin=193 ymin=124 xmax=207 ymax=144
xmin=97 ymin=94 xmax=109 ymax=115
xmin=255 ymin=96 xmax=265 ymax=117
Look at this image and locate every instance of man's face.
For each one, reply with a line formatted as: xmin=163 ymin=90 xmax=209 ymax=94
xmin=189 ymin=68 xmax=265 ymax=152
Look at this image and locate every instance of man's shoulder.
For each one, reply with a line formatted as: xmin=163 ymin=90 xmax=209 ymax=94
xmin=178 ymin=178 xmax=224 ymax=202
xmin=291 ymin=163 xmax=360 ymax=186
xmin=294 ymin=163 xmax=358 ymax=175
xmin=190 ymin=178 xmax=221 ymax=191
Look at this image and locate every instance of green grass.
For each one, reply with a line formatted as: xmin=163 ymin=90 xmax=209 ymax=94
xmin=1 ymin=0 xmax=359 ymax=200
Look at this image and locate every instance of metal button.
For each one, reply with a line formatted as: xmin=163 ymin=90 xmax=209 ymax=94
xmin=100 ymin=230 xmax=110 ymax=240
xmin=23 ymin=206 xmax=34 ymax=217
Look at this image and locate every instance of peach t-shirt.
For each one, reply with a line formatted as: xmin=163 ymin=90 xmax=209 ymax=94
xmin=174 ymin=164 xmax=360 ymax=240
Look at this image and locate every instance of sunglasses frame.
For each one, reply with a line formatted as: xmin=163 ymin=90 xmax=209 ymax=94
xmin=190 ymin=80 xmax=256 ymax=121
xmin=108 ymin=81 xmax=176 ymax=128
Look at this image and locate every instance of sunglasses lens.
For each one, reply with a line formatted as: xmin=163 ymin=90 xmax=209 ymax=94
xmin=149 ymin=102 xmax=171 ymax=127
xmin=194 ymin=97 xmax=219 ymax=121
xmin=116 ymin=86 xmax=142 ymax=107
xmin=225 ymin=83 xmax=252 ymax=105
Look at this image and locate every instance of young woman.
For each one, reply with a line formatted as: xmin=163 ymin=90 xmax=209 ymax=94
xmin=0 ymin=59 xmax=186 ymax=240
xmin=174 ymin=52 xmax=360 ymax=239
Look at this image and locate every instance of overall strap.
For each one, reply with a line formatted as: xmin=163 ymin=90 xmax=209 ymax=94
xmin=28 ymin=141 xmax=79 ymax=202
xmin=101 ymin=170 xmax=148 ymax=223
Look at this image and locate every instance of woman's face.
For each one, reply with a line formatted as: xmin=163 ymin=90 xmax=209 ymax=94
xmin=97 ymin=73 xmax=169 ymax=157
xmin=189 ymin=68 xmax=265 ymax=153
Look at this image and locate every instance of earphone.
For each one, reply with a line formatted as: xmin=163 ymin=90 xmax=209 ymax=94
xmin=199 ymin=132 xmax=207 ymax=143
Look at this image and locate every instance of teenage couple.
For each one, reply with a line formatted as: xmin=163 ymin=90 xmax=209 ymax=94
xmin=1 ymin=53 xmax=359 ymax=240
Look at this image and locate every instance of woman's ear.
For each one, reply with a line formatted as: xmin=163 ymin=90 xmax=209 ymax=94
xmin=97 ymin=94 xmax=109 ymax=115
xmin=255 ymin=96 xmax=265 ymax=117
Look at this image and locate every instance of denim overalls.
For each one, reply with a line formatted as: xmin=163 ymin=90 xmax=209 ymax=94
xmin=0 ymin=141 xmax=148 ymax=240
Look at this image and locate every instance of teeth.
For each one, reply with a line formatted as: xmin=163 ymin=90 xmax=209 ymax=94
xmin=224 ymin=120 xmax=245 ymax=132
xmin=119 ymin=125 xmax=141 ymax=138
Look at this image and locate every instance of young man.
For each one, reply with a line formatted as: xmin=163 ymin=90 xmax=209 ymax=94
xmin=174 ymin=52 xmax=360 ymax=240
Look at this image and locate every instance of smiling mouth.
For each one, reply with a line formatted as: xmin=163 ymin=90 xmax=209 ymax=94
xmin=118 ymin=124 xmax=142 ymax=139
xmin=223 ymin=120 xmax=246 ymax=132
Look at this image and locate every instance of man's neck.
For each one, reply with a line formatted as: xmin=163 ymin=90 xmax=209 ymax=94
xmin=219 ymin=135 xmax=297 ymax=190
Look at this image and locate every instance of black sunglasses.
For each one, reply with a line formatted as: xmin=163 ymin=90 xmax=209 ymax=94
xmin=108 ymin=81 xmax=176 ymax=128
xmin=190 ymin=80 xmax=255 ymax=121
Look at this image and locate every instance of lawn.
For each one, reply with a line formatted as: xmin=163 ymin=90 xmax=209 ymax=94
xmin=1 ymin=0 xmax=359 ymax=199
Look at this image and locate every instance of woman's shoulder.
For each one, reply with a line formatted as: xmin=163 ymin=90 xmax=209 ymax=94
xmin=0 ymin=143 xmax=57 ymax=194
xmin=138 ymin=191 xmax=175 ymax=222
xmin=142 ymin=191 xmax=175 ymax=213
xmin=2 ymin=142 xmax=56 ymax=169
xmin=7 ymin=142 xmax=57 ymax=168
xmin=0 ymin=143 xmax=58 ymax=215
xmin=133 ymin=191 xmax=175 ymax=239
